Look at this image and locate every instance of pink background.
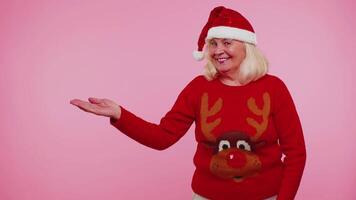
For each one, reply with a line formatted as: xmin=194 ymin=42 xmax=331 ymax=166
xmin=1 ymin=0 xmax=355 ymax=199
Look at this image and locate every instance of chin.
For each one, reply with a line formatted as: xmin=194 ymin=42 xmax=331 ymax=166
xmin=213 ymin=62 xmax=231 ymax=71
xmin=216 ymin=67 xmax=232 ymax=74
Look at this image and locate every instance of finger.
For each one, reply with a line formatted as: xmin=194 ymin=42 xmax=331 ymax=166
xmin=88 ymin=97 xmax=102 ymax=104
xmin=70 ymin=99 xmax=84 ymax=106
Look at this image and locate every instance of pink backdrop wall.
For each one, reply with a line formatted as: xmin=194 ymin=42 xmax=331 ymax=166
xmin=1 ymin=0 xmax=355 ymax=199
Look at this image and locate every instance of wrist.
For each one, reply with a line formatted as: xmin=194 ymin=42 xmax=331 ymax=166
xmin=111 ymin=105 xmax=122 ymax=120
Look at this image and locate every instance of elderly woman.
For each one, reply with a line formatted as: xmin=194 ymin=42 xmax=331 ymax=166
xmin=70 ymin=6 xmax=306 ymax=200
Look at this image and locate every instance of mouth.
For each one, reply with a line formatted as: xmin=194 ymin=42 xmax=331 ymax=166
xmin=215 ymin=57 xmax=230 ymax=64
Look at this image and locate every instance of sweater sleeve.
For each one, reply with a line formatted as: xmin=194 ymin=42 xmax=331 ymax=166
xmin=109 ymin=79 xmax=197 ymax=150
xmin=272 ymin=79 xmax=307 ymax=200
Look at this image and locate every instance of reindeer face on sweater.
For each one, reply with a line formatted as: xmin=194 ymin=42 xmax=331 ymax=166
xmin=200 ymin=92 xmax=270 ymax=182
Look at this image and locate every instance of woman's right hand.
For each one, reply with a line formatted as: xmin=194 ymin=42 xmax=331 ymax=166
xmin=70 ymin=97 xmax=121 ymax=120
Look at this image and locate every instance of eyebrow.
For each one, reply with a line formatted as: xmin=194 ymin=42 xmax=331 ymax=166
xmin=223 ymin=39 xmax=233 ymax=42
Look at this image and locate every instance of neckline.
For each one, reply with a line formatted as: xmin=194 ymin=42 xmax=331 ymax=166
xmin=215 ymin=78 xmax=249 ymax=89
xmin=213 ymin=74 xmax=269 ymax=89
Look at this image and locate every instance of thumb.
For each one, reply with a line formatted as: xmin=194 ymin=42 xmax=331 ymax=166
xmin=88 ymin=97 xmax=102 ymax=104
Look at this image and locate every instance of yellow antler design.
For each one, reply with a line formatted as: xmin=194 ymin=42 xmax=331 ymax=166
xmin=200 ymin=92 xmax=223 ymax=142
xmin=246 ymin=92 xmax=271 ymax=141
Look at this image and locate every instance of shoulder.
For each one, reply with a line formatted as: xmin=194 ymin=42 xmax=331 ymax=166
xmin=191 ymin=75 xmax=208 ymax=84
xmin=259 ymin=74 xmax=289 ymax=91
xmin=261 ymin=74 xmax=285 ymax=85
xmin=263 ymin=74 xmax=296 ymax=108
xmin=185 ymin=75 xmax=209 ymax=89
xmin=176 ymin=75 xmax=207 ymax=96
xmin=257 ymin=74 xmax=294 ymax=105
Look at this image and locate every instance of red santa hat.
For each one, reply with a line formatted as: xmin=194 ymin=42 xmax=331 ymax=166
xmin=193 ymin=6 xmax=257 ymax=61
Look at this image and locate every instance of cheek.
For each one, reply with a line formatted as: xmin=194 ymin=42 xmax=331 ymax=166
xmin=207 ymin=53 xmax=217 ymax=63
xmin=230 ymin=53 xmax=245 ymax=67
xmin=237 ymin=52 xmax=246 ymax=61
xmin=207 ymin=48 xmax=215 ymax=59
xmin=230 ymin=47 xmax=245 ymax=61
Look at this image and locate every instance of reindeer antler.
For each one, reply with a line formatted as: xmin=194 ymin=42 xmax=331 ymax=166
xmin=246 ymin=92 xmax=271 ymax=141
xmin=200 ymin=92 xmax=223 ymax=142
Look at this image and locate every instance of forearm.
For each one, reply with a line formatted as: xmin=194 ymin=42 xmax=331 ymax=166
xmin=110 ymin=106 xmax=193 ymax=150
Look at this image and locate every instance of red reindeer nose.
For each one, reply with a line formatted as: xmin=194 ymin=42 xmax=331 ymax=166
xmin=226 ymin=151 xmax=246 ymax=168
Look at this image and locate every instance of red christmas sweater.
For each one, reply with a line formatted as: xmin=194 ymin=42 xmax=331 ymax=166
xmin=110 ymin=74 xmax=306 ymax=200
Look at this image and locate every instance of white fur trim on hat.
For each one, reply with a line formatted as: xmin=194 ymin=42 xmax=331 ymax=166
xmin=193 ymin=50 xmax=204 ymax=61
xmin=206 ymin=26 xmax=257 ymax=45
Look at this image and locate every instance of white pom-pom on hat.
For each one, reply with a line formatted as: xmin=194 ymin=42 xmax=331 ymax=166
xmin=193 ymin=51 xmax=204 ymax=61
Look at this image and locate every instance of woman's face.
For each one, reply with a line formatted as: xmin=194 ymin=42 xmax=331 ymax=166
xmin=207 ymin=38 xmax=246 ymax=76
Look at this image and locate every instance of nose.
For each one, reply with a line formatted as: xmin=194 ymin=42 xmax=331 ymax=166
xmin=214 ymin=44 xmax=224 ymax=55
xmin=226 ymin=151 xmax=246 ymax=168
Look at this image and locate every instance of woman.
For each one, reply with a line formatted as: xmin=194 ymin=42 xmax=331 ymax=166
xmin=70 ymin=6 xmax=306 ymax=200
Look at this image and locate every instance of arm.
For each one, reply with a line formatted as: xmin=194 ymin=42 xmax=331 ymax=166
xmin=110 ymin=80 xmax=196 ymax=150
xmin=273 ymin=80 xmax=307 ymax=200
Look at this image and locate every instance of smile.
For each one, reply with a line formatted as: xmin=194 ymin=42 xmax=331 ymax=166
xmin=215 ymin=57 xmax=230 ymax=64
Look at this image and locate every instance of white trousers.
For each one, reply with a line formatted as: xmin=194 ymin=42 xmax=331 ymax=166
xmin=192 ymin=193 xmax=277 ymax=200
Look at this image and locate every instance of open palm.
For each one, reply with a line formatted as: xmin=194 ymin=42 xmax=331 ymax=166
xmin=70 ymin=97 xmax=121 ymax=119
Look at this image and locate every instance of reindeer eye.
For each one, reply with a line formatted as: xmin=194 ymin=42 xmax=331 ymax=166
xmin=218 ymin=140 xmax=230 ymax=151
xmin=236 ymin=140 xmax=251 ymax=151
